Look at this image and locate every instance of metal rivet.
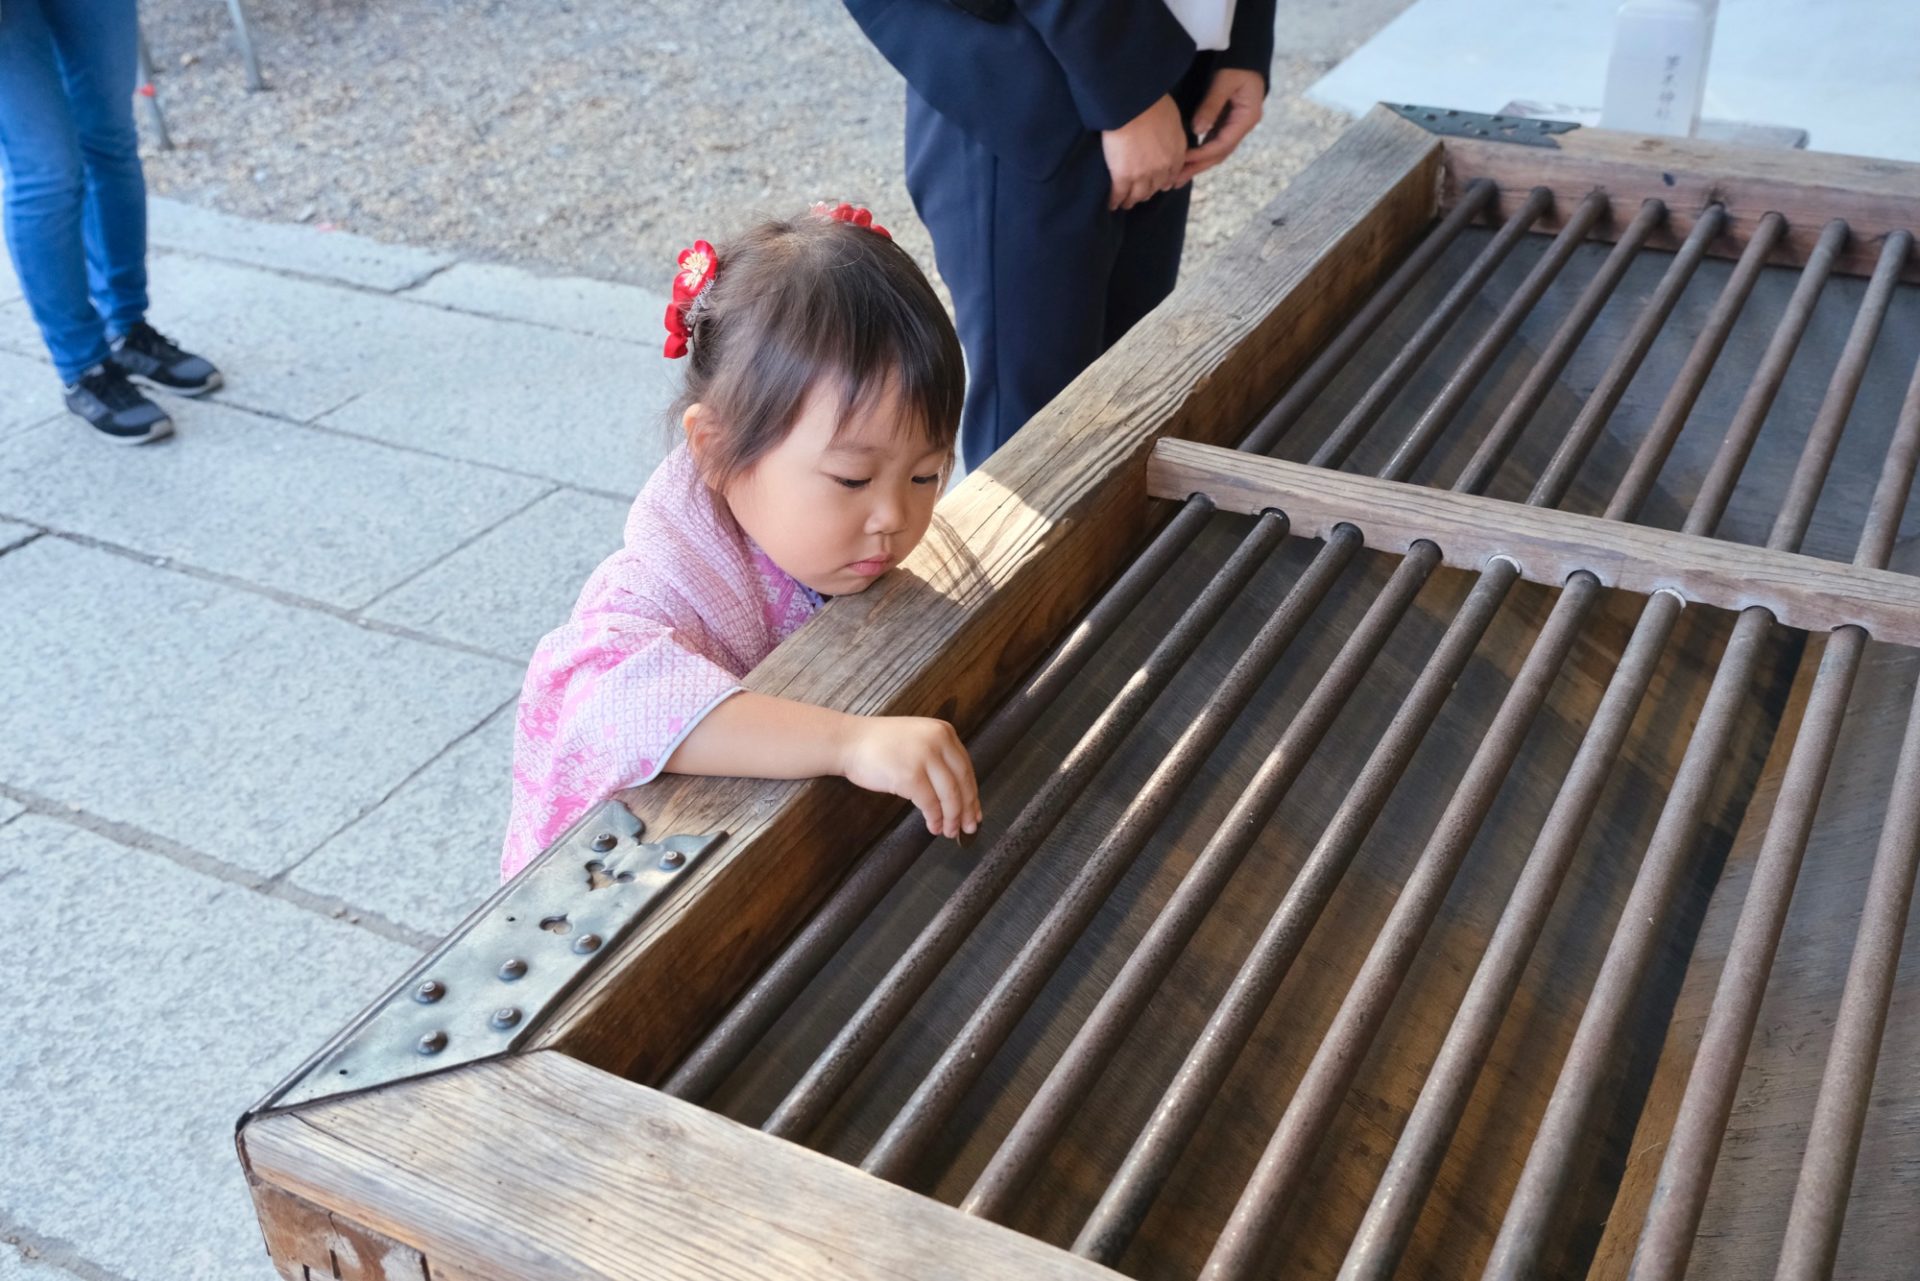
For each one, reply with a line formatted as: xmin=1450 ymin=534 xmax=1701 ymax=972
xmin=491 ymin=1007 xmax=522 ymax=1030
xmin=415 ymin=979 xmax=446 ymax=1004
xmin=573 ymin=932 xmax=603 ymax=955
xmin=591 ymin=832 xmax=617 ymax=852
xmin=499 ymin=958 xmax=528 ymax=981
xmin=418 ymin=1030 xmax=448 ymax=1055
xmin=660 ymin=849 xmax=686 ymax=870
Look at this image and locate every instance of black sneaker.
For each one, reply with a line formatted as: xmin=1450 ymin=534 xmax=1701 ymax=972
xmin=109 ymin=322 xmax=223 ymax=396
xmin=63 ymin=364 xmax=174 ymax=444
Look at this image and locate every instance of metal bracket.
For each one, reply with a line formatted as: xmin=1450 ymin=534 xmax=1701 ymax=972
xmin=260 ymin=803 xmax=725 ymax=1112
xmin=1388 ymin=103 xmax=1579 ymax=148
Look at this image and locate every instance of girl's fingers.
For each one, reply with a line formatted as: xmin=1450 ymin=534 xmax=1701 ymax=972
xmin=905 ymin=772 xmax=942 ymax=836
xmin=927 ymin=759 xmax=964 ymax=840
xmin=943 ymin=745 xmax=980 ymax=833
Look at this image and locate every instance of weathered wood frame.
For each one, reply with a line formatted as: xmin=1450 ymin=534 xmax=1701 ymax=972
xmin=238 ymin=108 xmax=1920 ymax=1280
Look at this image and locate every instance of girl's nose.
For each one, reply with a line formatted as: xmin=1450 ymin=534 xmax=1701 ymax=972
xmin=868 ymin=489 xmax=908 ymax=535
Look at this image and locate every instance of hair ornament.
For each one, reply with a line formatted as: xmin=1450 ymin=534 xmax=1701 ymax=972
xmin=811 ymin=200 xmax=892 ymax=240
xmin=663 ymin=238 xmax=718 ymax=359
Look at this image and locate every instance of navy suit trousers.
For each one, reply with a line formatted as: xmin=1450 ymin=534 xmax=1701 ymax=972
xmin=905 ymin=88 xmax=1190 ymax=472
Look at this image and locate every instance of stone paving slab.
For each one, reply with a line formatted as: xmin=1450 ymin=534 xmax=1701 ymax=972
xmin=0 ymin=350 xmax=62 ymax=441
xmin=0 ymin=250 xmax=16 ymax=305
xmin=0 ymin=1247 xmax=86 ymax=1280
xmin=0 ymin=398 xmax=548 ymax=610
xmin=0 ymin=815 xmax=417 ymax=1281
xmin=0 ymin=538 xmax=517 ymax=876
xmin=318 ymin=315 xmax=677 ymax=497
xmin=289 ymin=708 xmax=514 ymax=939
xmin=364 ymin=486 xmax=627 ymax=659
xmin=148 ymin=196 xmax=456 ymax=293
xmin=0 ymin=519 xmax=37 ymax=555
xmin=0 ymin=257 xmax=679 ymax=492
xmin=0 ymin=256 xmax=403 ymax=427
xmin=0 ymin=797 xmax=22 ymax=826
xmin=404 ymin=261 xmax=665 ymax=345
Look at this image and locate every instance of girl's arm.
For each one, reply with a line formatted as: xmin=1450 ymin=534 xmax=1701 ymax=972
xmin=666 ymin=691 xmax=981 ymax=839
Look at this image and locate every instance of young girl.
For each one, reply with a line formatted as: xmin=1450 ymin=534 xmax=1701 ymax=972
xmin=502 ymin=204 xmax=981 ymax=879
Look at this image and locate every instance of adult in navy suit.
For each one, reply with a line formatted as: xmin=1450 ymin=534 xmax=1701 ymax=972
xmin=843 ymin=0 xmax=1277 ymax=470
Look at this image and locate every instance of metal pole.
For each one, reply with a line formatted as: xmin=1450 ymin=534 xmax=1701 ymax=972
xmin=1240 ymin=181 xmax=1500 ymax=457
xmin=1484 ymin=220 xmax=1878 ymax=1281
xmin=762 ymin=511 xmax=1292 ymax=1139
xmin=1773 ymin=341 xmax=1920 ymax=1281
xmin=1450 ymin=199 xmax=1668 ymax=495
xmin=135 ymin=30 xmax=174 ymax=152
xmin=1524 ymin=206 xmax=1730 ymax=510
xmin=765 ymin=188 xmax=1573 ymax=1149
xmin=1342 ymin=215 xmax=1847 ymax=1281
xmin=963 ymin=536 xmax=1434 ymax=1218
xmin=962 ymin=193 xmax=1623 ymax=1221
xmin=667 ymin=181 xmax=1500 ymax=1106
xmin=1630 ymin=229 xmax=1909 ymax=1281
xmin=660 ymin=497 xmax=1216 ymax=1101
xmin=1199 ymin=571 xmax=1600 ymax=1281
xmin=1308 ymin=187 xmax=1555 ymax=470
xmin=227 ymin=0 xmax=266 ymax=92
xmin=1076 ymin=559 xmax=1521 ymax=1264
xmin=860 ymin=194 xmax=1611 ymax=1186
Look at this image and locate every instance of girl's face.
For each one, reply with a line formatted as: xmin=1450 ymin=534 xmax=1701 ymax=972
xmin=687 ymin=379 xmax=949 ymax=598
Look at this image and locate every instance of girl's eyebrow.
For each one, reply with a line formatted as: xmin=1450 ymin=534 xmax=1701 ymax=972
xmin=825 ymin=440 xmax=947 ymax=462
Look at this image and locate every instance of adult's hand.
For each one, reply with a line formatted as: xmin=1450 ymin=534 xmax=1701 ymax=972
xmin=1101 ymin=94 xmax=1187 ymax=212
xmin=1178 ymin=69 xmax=1266 ymax=184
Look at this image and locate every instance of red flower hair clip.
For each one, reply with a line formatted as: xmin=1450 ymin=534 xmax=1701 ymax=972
xmin=811 ymin=200 xmax=891 ymax=239
xmin=663 ymin=238 xmax=718 ymax=360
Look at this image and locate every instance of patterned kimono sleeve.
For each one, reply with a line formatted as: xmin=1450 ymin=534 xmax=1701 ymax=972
xmin=502 ymin=591 xmax=744 ymax=878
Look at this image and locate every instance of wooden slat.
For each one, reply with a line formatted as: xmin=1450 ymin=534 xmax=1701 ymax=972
xmin=1437 ymin=126 xmax=1920 ymax=282
xmin=523 ymin=105 xmax=1447 ymax=1083
xmin=242 ymin=1050 xmax=1126 ymax=1281
xmin=1148 ymin=437 xmax=1920 ymax=646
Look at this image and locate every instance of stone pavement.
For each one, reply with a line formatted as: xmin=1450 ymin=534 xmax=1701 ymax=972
xmin=0 ymin=201 xmax=676 ymax=1280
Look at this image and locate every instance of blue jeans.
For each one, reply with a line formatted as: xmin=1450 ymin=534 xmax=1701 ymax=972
xmin=0 ymin=0 xmax=147 ymax=382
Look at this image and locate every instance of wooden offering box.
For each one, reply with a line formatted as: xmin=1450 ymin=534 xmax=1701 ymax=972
xmin=239 ymin=107 xmax=1920 ymax=1280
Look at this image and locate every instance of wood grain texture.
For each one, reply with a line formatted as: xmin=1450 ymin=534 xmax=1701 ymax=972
xmin=1148 ymin=437 xmax=1920 ymax=645
xmin=527 ymin=106 xmax=1446 ymax=1084
xmin=249 ymin=1179 xmax=431 ymax=1281
xmin=1438 ymin=127 xmax=1920 ymax=282
xmin=243 ymin=1050 xmax=1128 ymax=1281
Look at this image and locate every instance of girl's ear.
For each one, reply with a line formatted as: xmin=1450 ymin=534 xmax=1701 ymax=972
xmin=683 ymin=403 xmax=719 ymax=480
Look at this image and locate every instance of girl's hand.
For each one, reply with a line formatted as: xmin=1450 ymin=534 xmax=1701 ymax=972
xmin=838 ymin=716 xmax=982 ymax=839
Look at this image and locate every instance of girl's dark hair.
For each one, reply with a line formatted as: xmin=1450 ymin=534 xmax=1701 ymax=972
xmin=669 ymin=212 xmax=965 ymax=488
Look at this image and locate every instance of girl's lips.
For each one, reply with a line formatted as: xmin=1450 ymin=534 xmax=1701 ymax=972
xmin=847 ymin=556 xmax=895 ymax=576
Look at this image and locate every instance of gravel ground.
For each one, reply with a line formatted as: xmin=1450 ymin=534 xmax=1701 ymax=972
xmin=136 ymin=0 xmax=1415 ymax=288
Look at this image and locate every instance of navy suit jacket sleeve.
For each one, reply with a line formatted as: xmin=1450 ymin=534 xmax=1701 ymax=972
xmin=844 ymin=0 xmax=1281 ymax=178
xmin=1219 ymin=0 xmax=1278 ymax=90
xmin=844 ymin=0 xmax=1196 ymax=179
xmin=1007 ymin=0 xmax=1196 ymax=132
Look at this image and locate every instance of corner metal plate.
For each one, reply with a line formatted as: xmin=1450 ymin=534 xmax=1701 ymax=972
xmin=264 ymin=803 xmax=725 ymax=1111
xmin=1389 ymin=103 xmax=1580 ymax=147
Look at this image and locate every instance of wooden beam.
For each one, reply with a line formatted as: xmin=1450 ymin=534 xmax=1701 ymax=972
xmin=1437 ymin=126 xmax=1920 ymax=281
xmin=248 ymin=1180 xmax=431 ymax=1281
xmin=524 ymin=105 xmax=1447 ymax=1083
xmin=243 ymin=1050 xmax=1126 ymax=1281
xmin=1148 ymin=437 xmax=1920 ymax=646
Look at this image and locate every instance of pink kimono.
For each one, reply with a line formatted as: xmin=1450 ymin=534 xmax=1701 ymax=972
xmin=502 ymin=444 xmax=823 ymax=879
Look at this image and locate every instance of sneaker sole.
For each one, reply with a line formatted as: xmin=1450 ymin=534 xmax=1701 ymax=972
xmin=91 ymin=418 xmax=175 ymax=445
xmin=127 ymin=370 xmax=223 ymax=397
